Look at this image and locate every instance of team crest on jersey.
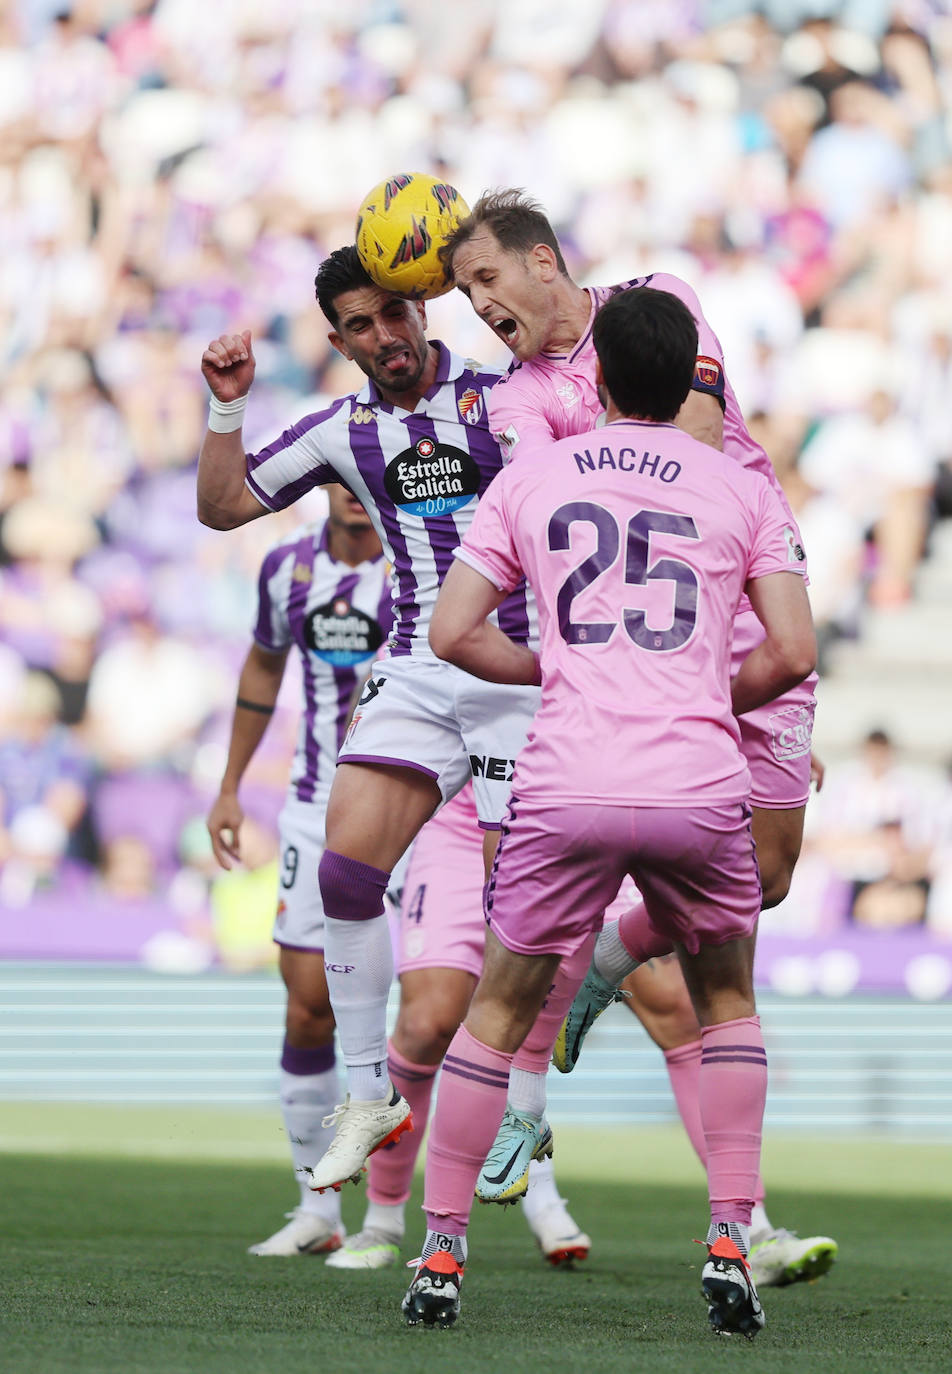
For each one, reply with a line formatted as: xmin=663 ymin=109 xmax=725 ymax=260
xmin=351 ymin=405 xmax=375 ymax=425
xmin=292 ymin=562 xmax=312 ymax=584
xmin=768 ymin=703 xmax=814 ymax=761
xmin=556 ymin=380 xmax=580 ymax=407
xmin=458 ymin=387 xmax=483 ymax=425
xmin=384 ymin=438 xmax=480 ymax=518
xmin=784 ymin=527 xmax=806 ymax=563
xmin=694 ymin=356 xmax=722 ymax=390
xmin=305 ymin=598 xmax=384 ymax=667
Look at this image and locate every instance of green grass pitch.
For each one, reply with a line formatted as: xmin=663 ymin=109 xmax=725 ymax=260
xmin=1 ymin=1106 xmax=950 ymax=1373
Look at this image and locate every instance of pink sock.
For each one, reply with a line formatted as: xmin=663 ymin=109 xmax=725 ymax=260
xmin=617 ymin=900 xmax=674 ymax=963
xmin=366 ymin=1041 xmax=438 ymax=1206
xmin=513 ymin=933 xmax=594 ymax=1073
xmin=699 ymin=1017 xmax=767 ymax=1228
xmin=423 ymin=1024 xmax=512 ymax=1232
xmin=664 ymin=1039 xmax=706 ymax=1162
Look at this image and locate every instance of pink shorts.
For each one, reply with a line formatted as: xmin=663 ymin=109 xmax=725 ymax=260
xmin=394 ymin=783 xmax=486 ymax=979
xmin=732 ymin=609 xmax=817 ymax=809
xmin=486 ymin=798 xmax=762 ymax=959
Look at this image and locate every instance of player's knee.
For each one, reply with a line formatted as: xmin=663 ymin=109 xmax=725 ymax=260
xmin=759 ymin=859 xmax=795 ymax=909
xmin=752 ymin=808 xmax=805 ymax=910
xmin=394 ymin=998 xmax=462 ymax=1061
xmin=317 ymin=849 xmax=389 ymax=921
xmin=285 ymin=997 xmax=335 ymax=1046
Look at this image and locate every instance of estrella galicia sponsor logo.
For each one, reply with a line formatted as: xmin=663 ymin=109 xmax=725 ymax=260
xmin=768 ymin=703 xmax=814 ymax=761
xmin=325 ymin=962 xmax=356 ymax=974
xmin=469 ymin=754 xmax=516 ymax=782
xmin=304 ymin=599 xmax=383 ymax=667
xmin=384 ymin=438 xmax=480 ymax=517
xmin=783 ymin=526 xmax=806 ymax=563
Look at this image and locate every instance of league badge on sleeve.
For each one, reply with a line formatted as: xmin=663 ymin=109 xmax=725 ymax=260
xmin=783 ymin=527 xmax=806 ymax=563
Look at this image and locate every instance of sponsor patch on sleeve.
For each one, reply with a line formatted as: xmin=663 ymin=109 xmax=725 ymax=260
xmin=784 ymin=526 xmax=806 ymax=563
xmin=498 ymin=424 xmax=520 ymax=454
xmin=692 ymin=354 xmax=725 ymax=400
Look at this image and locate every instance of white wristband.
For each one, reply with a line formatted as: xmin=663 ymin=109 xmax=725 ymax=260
xmin=208 ymin=394 xmax=248 ymax=434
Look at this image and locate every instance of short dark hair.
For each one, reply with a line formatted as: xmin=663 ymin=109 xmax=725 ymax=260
xmin=314 ymin=246 xmax=375 ymax=328
xmin=592 ymin=289 xmax=698 ymax=423
xmin=439 ymin=188 xmax=568 ymax=276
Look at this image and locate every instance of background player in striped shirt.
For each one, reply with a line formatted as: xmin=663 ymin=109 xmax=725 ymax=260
xmin=403 ymin=287 xmax=816 ymax=1336
xmin=198 ymin=247 xmax=541 ymax=1194
xmin=440 ymin=190 xmax=835 ymax=1289
xmin=206 ymin=486 xmax=392 ymax=1257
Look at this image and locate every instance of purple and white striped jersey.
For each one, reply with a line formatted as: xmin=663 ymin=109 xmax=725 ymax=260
xmin=245 ymin=341 xmax=533 ymax=657
xmin=253 ymin=518 xmax=392 ymax=803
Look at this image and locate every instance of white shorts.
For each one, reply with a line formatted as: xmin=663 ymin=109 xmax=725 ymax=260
xmin=274 ymin=793 xmax=407 ymax=951
xmin=339 ymin=656 xmax=539 ymax=829
xmin=273 ymin=794 xmax=329 ymax=951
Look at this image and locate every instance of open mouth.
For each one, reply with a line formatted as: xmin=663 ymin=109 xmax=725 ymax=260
xmin=493 ymin=316 xmax=518 ymax=341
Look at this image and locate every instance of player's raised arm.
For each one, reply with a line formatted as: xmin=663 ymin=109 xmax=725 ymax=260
xmin=197 ymin=330 xmax=269 ymax=530
xmin=429 ymin=560 xmax=541 ymax=687
xmin=731 ymin=571 xmax=817 ymax=717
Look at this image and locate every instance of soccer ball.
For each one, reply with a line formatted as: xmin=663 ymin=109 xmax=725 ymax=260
xmin=355 ymin=173 xmax=470 ymax=301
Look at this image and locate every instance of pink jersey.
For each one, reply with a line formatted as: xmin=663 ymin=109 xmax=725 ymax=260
xmin=456 ymin=418 xmax=806 ymax=807
xmin=487 ymin=273 xmax=808 ymax=636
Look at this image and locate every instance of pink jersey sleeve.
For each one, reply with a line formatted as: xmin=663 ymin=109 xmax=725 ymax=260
xmin=453 ymin=467 xmax=524 ymax=592
xmin=744 ymin=476 xmax=809 ymax=584
xmin=487 ymin=366 xmax=566 ymax=458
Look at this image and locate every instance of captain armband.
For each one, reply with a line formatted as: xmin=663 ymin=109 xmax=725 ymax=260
xmin=691 ymin=355 xmax=726 ymax=412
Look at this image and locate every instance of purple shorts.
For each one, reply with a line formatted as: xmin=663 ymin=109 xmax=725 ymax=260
xmin=486 ymin=798 xmax=762 ymax=958
xmin=394 ymin=785 xmax=486 ymax=979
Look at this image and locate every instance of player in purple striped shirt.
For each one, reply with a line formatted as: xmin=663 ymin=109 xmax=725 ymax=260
xmin=198 ymin=246 xmax=542 ymax=1194
xmin=206 ymin=486 xmax=392 ymax=1257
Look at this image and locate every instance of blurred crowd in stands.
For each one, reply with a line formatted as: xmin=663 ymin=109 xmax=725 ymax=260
xmin=2 ymin=0 xmax=952 ymax=958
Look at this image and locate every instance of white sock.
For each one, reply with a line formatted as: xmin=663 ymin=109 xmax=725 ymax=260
xmin=707 ymin=1219 xmax=751 ymax=1257
xmin=750 ymin=1202 xmax=772 ymax=1241
xmin=522 ymin=1154 xmax=561 ymax=1220
xmin=280 ymin=1066 xmax=342 ymax=1222
xmin=421 ymin=1229 xmax=467 ymax=1264
xmin=593 ymin=922 xmax=639 ymax=984
xmin=323 ymin=912 xmax=393 ymax=1100
xmin=363 ymin=1198 xmax=405 ymax=1240
xmin=507 ymin=1067 xmax=548 ymax=1118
